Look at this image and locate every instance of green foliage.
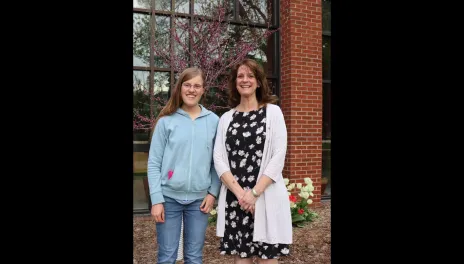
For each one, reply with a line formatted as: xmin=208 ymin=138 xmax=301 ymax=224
xmin=285 ymin=178 xmax=319 ymax=228
xmin=208 ymin=206 xmax=218 ymax=225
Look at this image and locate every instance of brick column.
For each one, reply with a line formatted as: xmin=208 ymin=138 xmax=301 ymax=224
xmin=280 ymin=0 xmax=323 ymax=206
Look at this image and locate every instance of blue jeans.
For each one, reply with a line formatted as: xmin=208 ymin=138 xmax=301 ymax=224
xmin=156 ymin=196 xmax=209 ymax=264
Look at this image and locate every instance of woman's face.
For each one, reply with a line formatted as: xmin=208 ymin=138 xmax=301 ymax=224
xmin=236 ymin=65 xmax=258 ymax=98
xmin=181 ymin=75 xmax=205 ymax=107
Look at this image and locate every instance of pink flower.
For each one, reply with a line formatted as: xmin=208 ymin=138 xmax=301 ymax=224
xmin=168 ymin=170 xmax=173 ymax=180
xmin=298 ymin=209 xmax=304 ymax=215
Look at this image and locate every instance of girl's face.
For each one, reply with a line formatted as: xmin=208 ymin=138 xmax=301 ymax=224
xmin=181 ymin=75 xmax=205 ymax=107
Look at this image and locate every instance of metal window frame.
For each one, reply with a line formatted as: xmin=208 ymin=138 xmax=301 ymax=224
xmin=321 ymin=0 xmax=331 ymax=200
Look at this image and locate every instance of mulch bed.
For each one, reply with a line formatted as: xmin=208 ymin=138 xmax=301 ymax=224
xmin=134 ymin=201 xmax=330 ymax=264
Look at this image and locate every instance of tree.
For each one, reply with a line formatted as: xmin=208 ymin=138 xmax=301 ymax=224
xmin=133 ymin=0 xmax=280 ymax=132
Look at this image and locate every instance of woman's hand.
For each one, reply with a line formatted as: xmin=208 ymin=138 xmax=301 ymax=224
xmin=238 ymin=189 xmax=257 ymax=211
xmin=248 ymin=204 xmax=255 ymax=216
xmin=200 ymin=194 xmax=216 ymax=214
xmin=151 ymin=203 xmax=165 ymax=223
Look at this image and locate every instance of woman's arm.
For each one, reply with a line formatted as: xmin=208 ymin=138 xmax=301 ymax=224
xmin=219 ymin=171 xmax=246 ymax=199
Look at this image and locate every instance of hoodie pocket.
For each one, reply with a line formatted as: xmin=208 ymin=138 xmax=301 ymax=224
xmin=190 ymin=166 xmax=211 ymax=192
xmin=164 ymin=167 xmax=187 ymax=191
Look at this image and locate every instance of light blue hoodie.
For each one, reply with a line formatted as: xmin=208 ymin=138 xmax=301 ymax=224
xmin=147 ymin=105 xmax=220 ymax=205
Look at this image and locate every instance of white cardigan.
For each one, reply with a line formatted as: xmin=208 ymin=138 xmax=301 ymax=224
xmin=213 ymin=104 xmax=292 ymax=244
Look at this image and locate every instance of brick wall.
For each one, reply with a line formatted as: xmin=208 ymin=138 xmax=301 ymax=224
xmin=280 ymin=0 xmax=323 ymax=206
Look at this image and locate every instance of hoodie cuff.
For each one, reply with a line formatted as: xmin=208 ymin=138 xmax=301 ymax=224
xmin=150 ymin=192 xmax=165 ymax=206
xmin=207 ymin=191 xmax=217 ymax=199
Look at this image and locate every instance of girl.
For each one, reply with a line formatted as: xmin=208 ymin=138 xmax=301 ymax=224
xmin=147 ymin=67 xmax=220 ymax=264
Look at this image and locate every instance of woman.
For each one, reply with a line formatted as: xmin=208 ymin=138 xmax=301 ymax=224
xmin=213 ymin=59 xmax=292 ymax=263
xmin=147 ymin=67 xmax=220 ymax=264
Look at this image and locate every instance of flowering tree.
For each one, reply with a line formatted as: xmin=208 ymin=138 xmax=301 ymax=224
xmin=133 ymin=0 xmax=279 ymax=132
xmin=284 ymin=177 xmax=319 ymax=227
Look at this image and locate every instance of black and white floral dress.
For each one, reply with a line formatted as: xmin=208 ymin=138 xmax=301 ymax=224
xmin=219 ymin=106 xmax=290 ymax=259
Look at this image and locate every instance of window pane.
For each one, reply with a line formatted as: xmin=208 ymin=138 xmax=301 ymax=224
xmin=154 ymin=16 xmax=171 ymax=68
xmin=155 ymin=0 xmax=171 ymax=11
xmin=194 ymin=0 xmax=234 ymax=19
xmin=322 ymin=145 xmax=331 ymax=196
xmin=191 ymin=20 xmax=220 ymax=63
xmin=133 ymin=152 xmax=150 ymax=211
xmin=238 ymin=0 xmax=269 ymax=24
xmin=133 ymin=13 xmax=150 ymax=67
xmin=322 ymin=0 xmax=331 ymax=33
xmin=194 ymin=23 xmax=276 ymax=96
xmin=133 ymin=0 xmax=151 ymax=9
xmin=265 ymin=33 xmax=277 ymax=77
xmin=267 ymin=78 xmax=278 ymax=96
xmin=133 ymin=71 xmax=170 ymax=130
xmin=173 ymin=18 xmax=190 ymax=69
xmin=133 ymin=70 xmax=152 ymax=211
xmin=322 ymin=82 xmax=331 ymax=140
xmin=225 ymin=24 xmax=277 ymax=78
xmin=175 ymin=0 xmax=190 ymax=14
xmin=203 ymin=74 xmax=229 ymax=116
xmin=243 ymin=27 xmax=269 ymax=72
xmin=133 ymin=70 xmax=151 ymax=125
xmin=153 ymin=72 xmax=170 ymax=118
xmin=322 ymin=36 xmax=331 ymax=80
xmin=153 ymin=72 xmax=170 ymax=101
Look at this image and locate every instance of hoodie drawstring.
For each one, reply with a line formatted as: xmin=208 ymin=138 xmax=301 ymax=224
xmin=206 ymin=111 xmax=209 ymax=150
